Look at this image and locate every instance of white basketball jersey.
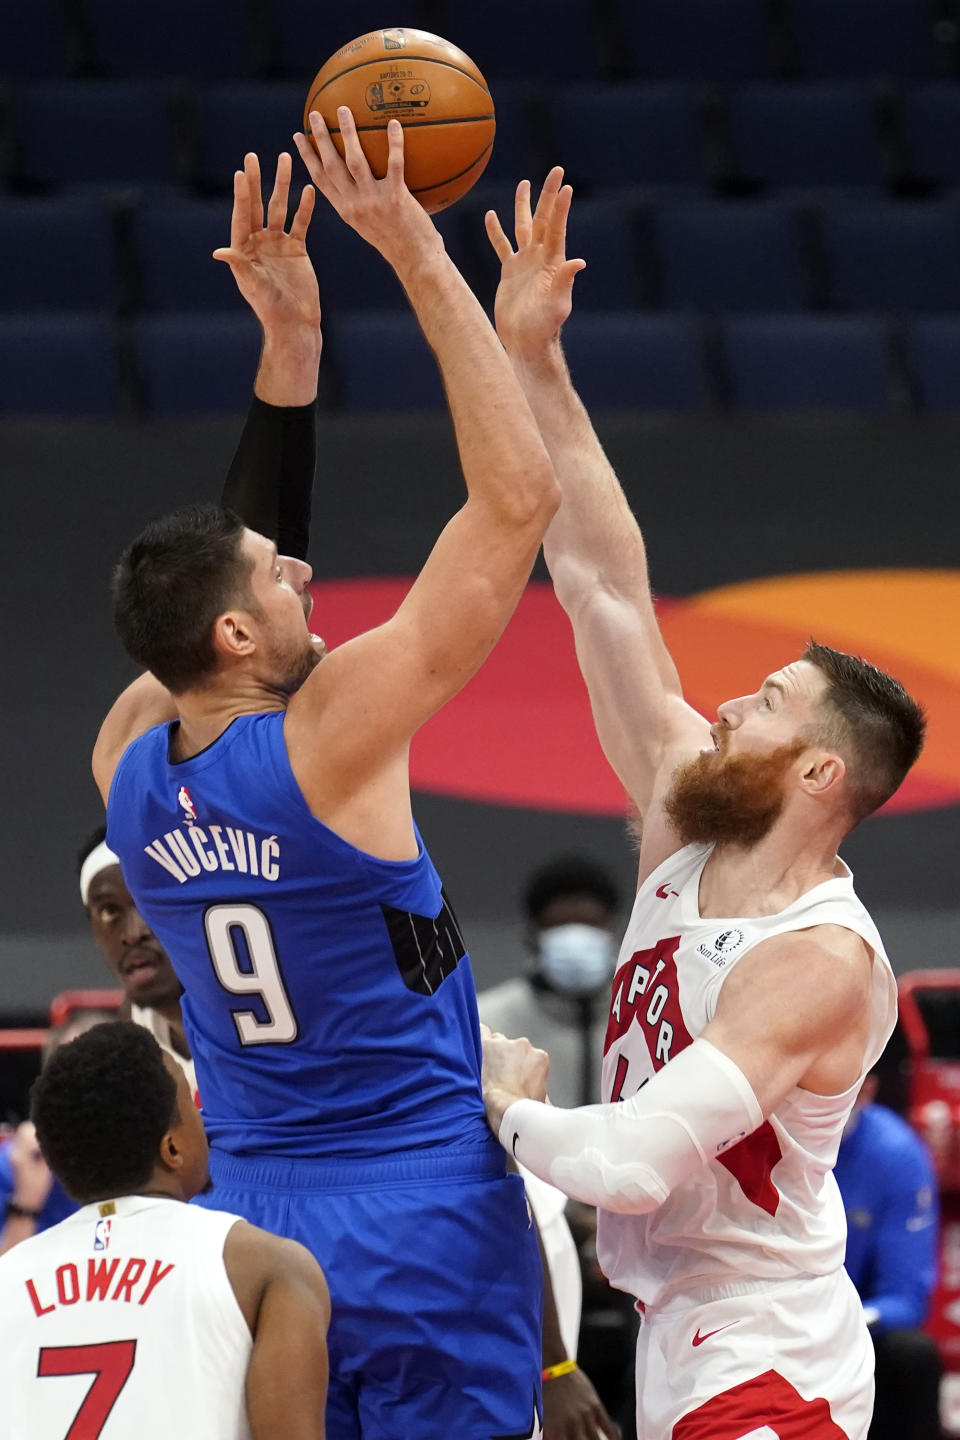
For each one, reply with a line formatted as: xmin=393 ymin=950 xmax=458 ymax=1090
xmin=0 ymin=1195 xmax=252 ymax=1440
xmin=597 ymin=843 xmax=896 ymax=1308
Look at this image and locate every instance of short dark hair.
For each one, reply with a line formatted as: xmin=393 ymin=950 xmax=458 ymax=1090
xmin=32 ymin=1022 xmax=179 ymax=1202
xmin=111 ymin=504 xmax=255 ymax=693
xmin=523 ymin=855 xmax=620 ymax=924
xmin=803 ymin=640 xmax=926 ymax=824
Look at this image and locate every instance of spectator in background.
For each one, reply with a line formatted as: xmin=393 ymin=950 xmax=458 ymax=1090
xmin=834 ymin=1068 xmax=942 ymax=1440
xmin=480 ymin=855 xmax=621 ymax=1110
xmin=79 ymin=825 xmax=197 ymax=1099
xmin=0 ymin=1009 xmax=115 ymax=1253
xmin=479 ymin=856 xmax=627 ymax=1438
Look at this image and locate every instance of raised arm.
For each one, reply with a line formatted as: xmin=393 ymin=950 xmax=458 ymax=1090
xmin=92 ymin=155 xmax=322 ymax=803
xmin=219 ymin=151 xmax=322 ymax=560
xmin=288 ymin=114 xmax=558 ymax=810
xmin=486 ymin=172 xmax=709 ymax=868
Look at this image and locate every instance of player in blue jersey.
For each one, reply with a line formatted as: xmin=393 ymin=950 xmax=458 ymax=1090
xmin=92 ymin=112 xmax=559 ymax=1440
xmin=834 ymin=1071 xmax=941 ymax=1440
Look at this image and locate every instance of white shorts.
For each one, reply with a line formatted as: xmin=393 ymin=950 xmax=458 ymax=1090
xmin=634 ymin=1269 xmax=874 ymax=1440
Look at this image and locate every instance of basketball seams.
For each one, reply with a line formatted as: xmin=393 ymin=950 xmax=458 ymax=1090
xmin=411 ymin=141 xmax=494 ymax=200
xmin=324 ymin=115 xmax=495 ymax=137
xmin=306 ymin=57 xmax=491 ymax=112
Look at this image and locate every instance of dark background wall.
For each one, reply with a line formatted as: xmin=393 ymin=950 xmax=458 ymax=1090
xmin=3 ymin=409 xmax=958 ymax=1017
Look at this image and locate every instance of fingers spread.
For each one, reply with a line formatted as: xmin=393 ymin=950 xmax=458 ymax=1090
xmin=267 ymin=150 xmax=292 ymax=231
xmin=228 ymin=167 xmax=250 ymax=252
xmin=244 ymin=151 xmax=264 ymax=233
xmin=514 ymin=178 xmax=533 ymax=249
xmin=337 ymin=105 xmax=369 ymax=182
xmin=485 ymin=208 xmax=514 ymax=263
xmin=385 ymin=118 xmax=405 ymax=185
xmin=305 ymin=110 xmax=348 ymax=195
xmin=289 ymin=183 xmax=316 ymax=243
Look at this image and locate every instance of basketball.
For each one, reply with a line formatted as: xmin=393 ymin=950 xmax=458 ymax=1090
xmin=303 ymin=28 xmax=495 ymax=214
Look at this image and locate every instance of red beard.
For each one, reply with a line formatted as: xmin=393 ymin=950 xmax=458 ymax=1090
xmin=664 ymin=739 xmax=808 ymax=849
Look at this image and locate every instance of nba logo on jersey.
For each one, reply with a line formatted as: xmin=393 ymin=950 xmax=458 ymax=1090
xmin=178 ymin=786 xmax=198 ymax=822
xmin=93 ymin=1217 xmax=112 ymax=1251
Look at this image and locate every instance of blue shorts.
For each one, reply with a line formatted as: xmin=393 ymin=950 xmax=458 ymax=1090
xmin=197 ymin=1143 xmax=543 ymax=1439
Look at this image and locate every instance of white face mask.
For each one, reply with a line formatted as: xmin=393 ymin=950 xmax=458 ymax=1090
xmin=538 ymin=924 xmax=617 ymax=997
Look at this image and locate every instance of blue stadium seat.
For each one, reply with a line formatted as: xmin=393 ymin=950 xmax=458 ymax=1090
xmin=547 ymin=84 xmax=706 ymax=189
xmin=820 ymin=201 xmax=960 ymax=312
xmin=309 ymin=204 xmax=467 ymax=313
xmin=0 ymin=1 xmax=74 ymax=78
xmin=0 ymin=315 xmax=118 ymax=414
xmin=729 ymin=83 xmax=885 ymax=190
xmin=722 ymin=315 xmax=891 ymax=411
xmin=0 ymin=197 xmax=115 ymax=311
xmin=332 ymin=313 xmax=445 ymax=410
xmin=468 ymin=196 xmax=642 ymax=310
xmin=189 ymin=83 xmax=306 ymax=193
xmin=617 ymin=0 xmax=774 ymax=81
xmin=273 ymin=2 xmax=435 ymax=78
xmin=13 ymin=82 xmax=181 ymax=188
xmin=562 ymin=314 xmax=706 ymax=410
xmin=432 ymin=0 xmax=603 ymax=80
xmin=81 ymin=0 xmax=257 ymax=78
xmin=790 ymin=0 xmax=938 ymax=79
xmin=136 ymin=314 xmax=262 ymax=414
xmin=905 ymin=318 xmax=960 ymax=411
xmin=654 ymin=203 xmax=807 ymax=311
xmin=902 ymin=85 xmax=960 ymax=188
xmin=131 ymin=198 xmax=240 ymax=311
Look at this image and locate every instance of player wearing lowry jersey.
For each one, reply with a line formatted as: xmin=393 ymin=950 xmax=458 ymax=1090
xmin=478 ymin=171 xmax=926 ymax=1440
xmin=0 ymin=1022 xmax=329 ymax=1440
xmin=92 ymin=113 xmax=558 ymax=1440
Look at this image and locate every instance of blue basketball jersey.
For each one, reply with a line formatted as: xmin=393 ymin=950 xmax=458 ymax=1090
xmin=106 ymin=712 xmax=492 ymax=1160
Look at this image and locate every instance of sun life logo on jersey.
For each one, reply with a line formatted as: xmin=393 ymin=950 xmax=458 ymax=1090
xmin=697 ymin=927 xmax=746 ymax=968
xmin=177 ymin=785 xmax=198 ymax=824
xmin=93 ymin=1216 xmax=112 ymax=1251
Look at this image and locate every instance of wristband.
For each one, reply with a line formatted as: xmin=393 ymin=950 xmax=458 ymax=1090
xmin=542 ymin=1359 xmax=578 ymax=1382
xmin=5 ymin=1200 xmax=42 ymax=1221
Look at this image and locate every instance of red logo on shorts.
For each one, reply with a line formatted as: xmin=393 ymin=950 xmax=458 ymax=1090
xmin=692 ymin=1321 xmax=741 ymax=1347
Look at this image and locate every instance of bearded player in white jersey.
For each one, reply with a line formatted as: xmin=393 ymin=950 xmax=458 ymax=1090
xmin=479 ymin=171 xmax=926 ymax=1440
xmin=0 ymin=1022 xmax=329 ymax=1440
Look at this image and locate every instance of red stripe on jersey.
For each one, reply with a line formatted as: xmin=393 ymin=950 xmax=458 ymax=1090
xmin=671 ymin=1367 xmax=847 ymax=1438
xmin=717 ymin=1121 xmax=783 ymax=1217
xmin=604 ymin=937 xmax=692 ymax=1070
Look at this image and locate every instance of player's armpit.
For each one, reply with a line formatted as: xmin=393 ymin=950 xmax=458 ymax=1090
xmin=702 ymin=925 xmax=875 ymax=1117
xmin=92 ymin=673 xmax=177 ymax=804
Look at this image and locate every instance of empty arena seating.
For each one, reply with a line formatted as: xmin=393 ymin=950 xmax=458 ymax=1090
xmin=0 ymin=315 xmax=119 ymax=413
xmin=728 ymin=83 xmax=888 ymax=192
xmin=134 ymin=313 xmax=262 ymax=413
xmin=721 ymin=315 xmax=893 ymax=412
xmin=562 ymin=314 xmax=707 ymax=410
xmin=3 ymin=0 xmax=960 ymax=414
xmin=789 ymin=0 xmax=944 ymax=79
xmin=653 ymin=203 xmax=809 ymax=312
xmin=546 ymin=84 xmax=707 ymax=191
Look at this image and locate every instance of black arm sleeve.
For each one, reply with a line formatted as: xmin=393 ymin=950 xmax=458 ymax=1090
xmin=220 ymin=395 xmax=317 ymax=561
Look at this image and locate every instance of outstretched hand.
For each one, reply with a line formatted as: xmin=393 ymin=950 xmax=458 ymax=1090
xmin=485 ymin=168 xmax=586 ymax=361
xmin=293 ymin=109 xmax=443 ymax=274
xmin=214 ymin=152 xmax=321 ymax=337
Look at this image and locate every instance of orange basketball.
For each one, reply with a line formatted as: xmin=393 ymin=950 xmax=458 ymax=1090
xmin=304 ymin=28 xmax=495 ymax=214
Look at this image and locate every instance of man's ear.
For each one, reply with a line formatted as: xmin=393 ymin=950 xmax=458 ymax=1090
xmin=158 ymin=1129 xmax=184 ymax=1174
xmin=801 ymin=750 xmax=846 ymax=798
xmin=211 ymin=611 xmax=255 ymax=664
